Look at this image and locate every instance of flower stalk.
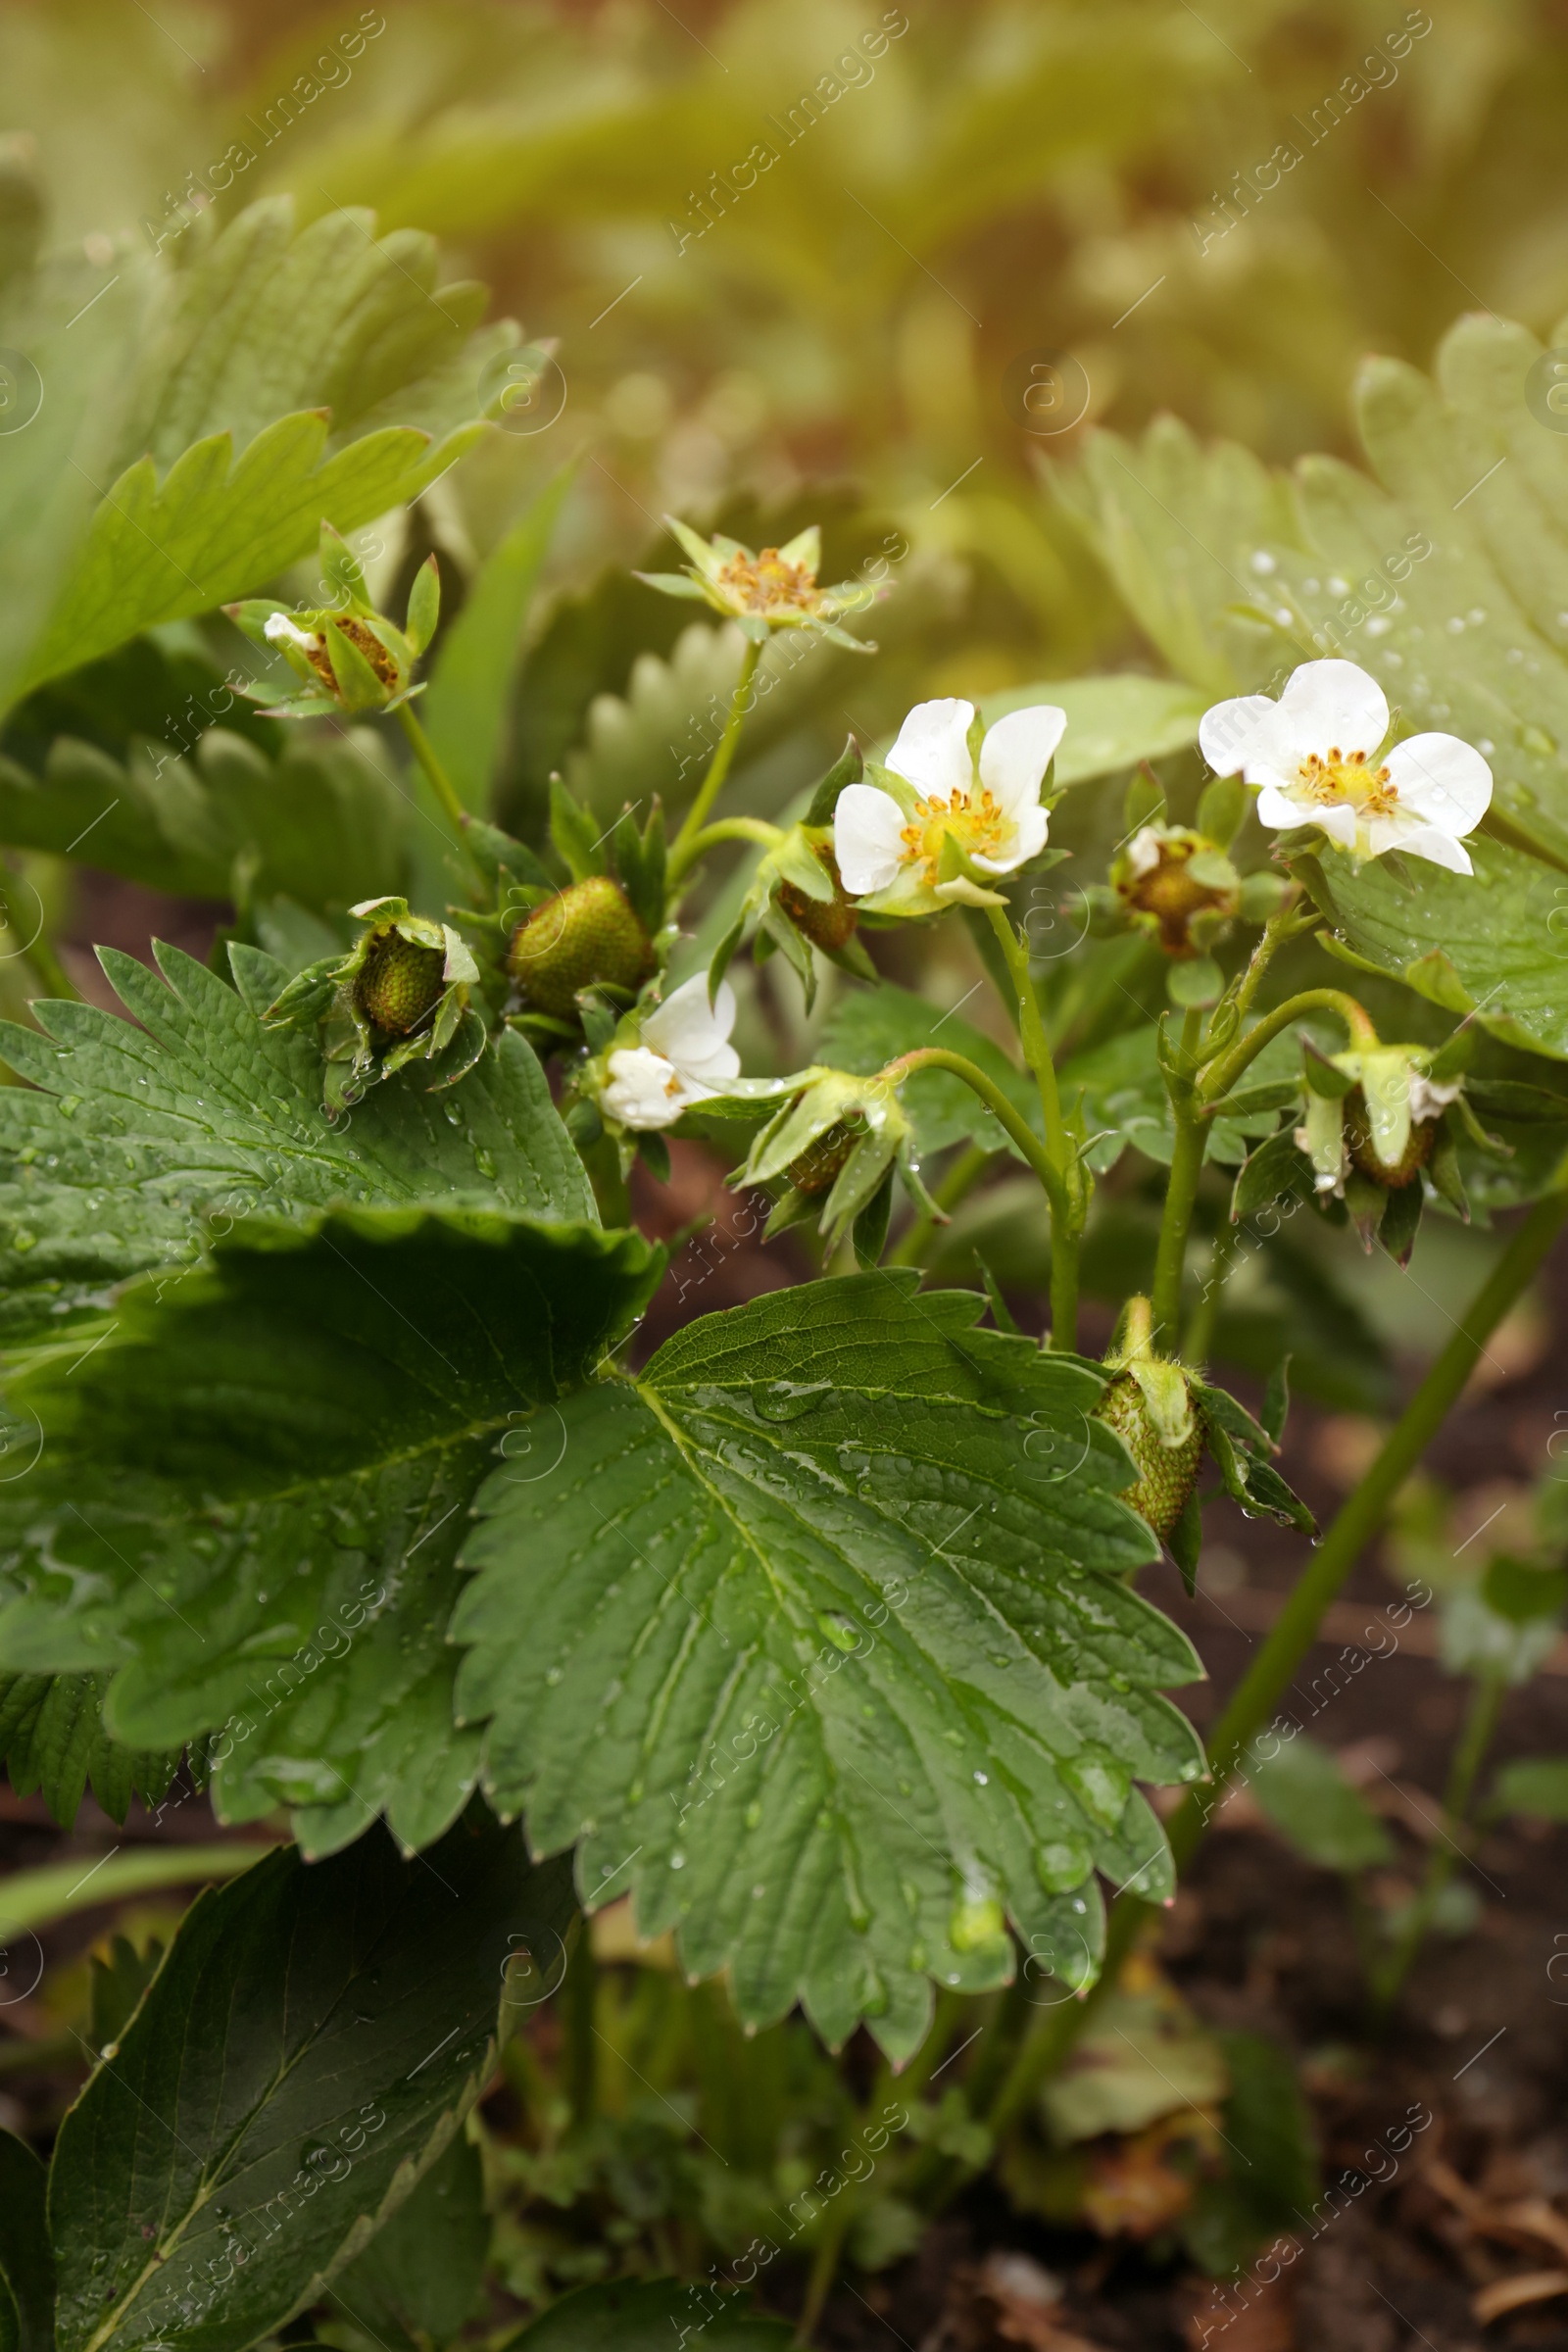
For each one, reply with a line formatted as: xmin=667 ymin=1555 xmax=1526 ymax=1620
xmin=666 ymin=640 xmax=762 ymax=885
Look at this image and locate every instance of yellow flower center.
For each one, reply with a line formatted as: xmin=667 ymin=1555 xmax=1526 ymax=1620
xmin=899 ymin=786 xmax=1008 ymax=880
xmin=1298 ymin=746 xmax=1399 ymax=817
xmin=713 ymin=547 xmax=820 ymax=616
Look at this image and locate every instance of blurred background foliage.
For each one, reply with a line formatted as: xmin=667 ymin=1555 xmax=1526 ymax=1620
xmin=10 ymin=0 xmax=1568 ymax=696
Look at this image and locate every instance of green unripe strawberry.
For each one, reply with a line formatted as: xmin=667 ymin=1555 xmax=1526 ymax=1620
xmin=788 ymin=1115 xmax=865 ymax=1197
xmin=1094 ymin=1370 xmax=1203 ymax=1540
xmin=778 ymin=847 xmax=858 ymax=952
xmin=509 ymin=876 xmax=655 ymax=1017
xmin=355 ymin=934 xmax=447 ymax=1036
xmin=1345 ymin=1085 xmax=1436 ymax=1190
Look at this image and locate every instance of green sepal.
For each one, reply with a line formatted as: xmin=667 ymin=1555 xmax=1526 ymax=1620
xmin=1168 ymin=1485 xmax=1203 ymax=1596
xmin=1377 ymin=1175 xmax=1424 ymax=1267
xmin=708 ymin=910 xmax=748 ymax=1006
xmin=1302 ymin=1043 xmax=1356 ymax=1098
xmin=1124 ymin=768 xmax=1165 ymax=833
xmin=1196 ymin=771 xmax=1247 ymax=850
xmin=324 ymin=613 xmax=395 ymax=712
xmin=638 ymin=1130 xmax=672 ymax=1185
xmin=1194 ymin=1377 xmax=1315 ymax=1536
xmin=263 ymin=954 xmax=347 ymax=1031
xmin=974 ymin=1252 xmax=1021 ymax=1337
xmin=853 ymin=1170 xmax=894 ymax=1267
xmin=319 ymin=519 xmax=372 ymax=612
xmin=612 ymin=798 xmax=666 ymax=937
xmin=806 ymin=734 xmax=863 ymax=827
xmin=405 ymin=553 xmax=441 ymax=656
xmin=1428 ymin=1116 xmax=1470 ymax=1218
xmin=463 ymin=815 xmax=554 ymax=895
xmin=549 ymin=776 xmax=605 ymax=881
xmin=1261 ymin=1356 xmax=1291 ymax=1447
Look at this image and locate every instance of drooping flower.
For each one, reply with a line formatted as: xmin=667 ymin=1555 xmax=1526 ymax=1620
xmin=599 ymin=974 xmax=741 ymax=1130
xmin=1199 ymin=658 xmax=1492 ymax=873
xmin=227 ymin=522 xmax=439 ymax=719
xmin=833 ymin=697 xmax=1066 ymax=914
xmin=636 ymin=520 xmax=875 ymax=651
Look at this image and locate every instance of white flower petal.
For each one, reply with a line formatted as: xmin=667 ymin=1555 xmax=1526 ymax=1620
xmin=1390 ymin=823 xmax=1475 ymax=875
xmin=885 ymin=698 xmax=975 ymax=803
xmin=1314 ymin=799 xmax=1360 ymax=851
xmin=1199 ymin=692 xmax=1279 ymax=777
xmin=972 ymin=803 xmax=1049 ymax=874
xmin=1273 ymin=659 xmax=1389 ymax=760
xmin=978 ymin=705 xmax=1066 ymax=817
xmin=1253 ymin=782 xmax=1309 ymax=834
xmin=1126 ymin=826 xmax=1162 ymax=876
xmin=265 ymin=612 xmax=320 ymax=653
xmin=643 ymin=973 xmax=740 ymax=1083
xmin=603 ymin=1047 xmax=684 ymax=1130
xmin=1382 ymin=733 xmax=1492 ymax=838
xmin=833 ymin=782 xmax=907 ymax=895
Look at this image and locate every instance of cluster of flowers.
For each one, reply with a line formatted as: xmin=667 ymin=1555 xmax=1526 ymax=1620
xmin=590 ymin=653 xmax=1494 ymax=1136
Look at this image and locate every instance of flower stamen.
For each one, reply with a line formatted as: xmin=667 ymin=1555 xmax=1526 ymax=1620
xmin=899 ymin=785 xmax=1009 ymax=880
xmin=712 ymin=547 xmax=820 ymax=617
xmin=1298 ymin=746 xmax=1400 ymax=819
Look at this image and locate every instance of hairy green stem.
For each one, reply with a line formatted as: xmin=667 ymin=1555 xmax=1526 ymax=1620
xmin=888 ymin=1141 xmax=993 ymax=1269
xmin=1372 ymin=1669 xmax=1505 ymax=2018
xmin=673 ymin=815 xmax=784 ymax=862
xmin=976 ymin=1176 xmax=1568 ymax=2149
xmin=395 ymin=703 xmax=471 ymax=838
xmin=883 ymin=1049 xmax=1066 ymax=1223
xmin=1220 ymin=891 xmax=1319 ymax=1036
xmin=1150 ymin=1104 xmax=1207 ymax=1348
xmin=981 ymin=902 xmax=1082 ymax=1348
xmin=1200 ymin=986 xmax=1377 ymax=1107
xmin=667 ymin=640 xmax=762 ymax=883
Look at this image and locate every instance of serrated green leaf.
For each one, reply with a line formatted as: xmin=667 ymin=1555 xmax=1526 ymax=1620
xmin=422 ymin=469 xmax=572 ymax=815
xmin=1059 ymin=1024 xmax=1301 ymax=1174
xmin=329 ymin=2132 xmax=488 ymax=2352
xmin=0 ymin=940 xmax=593 ymax=1344
xmin=0 ymin=1670 xmax=178 ymax=1828
xmin=0 ymin=723 xmax=409 ymax=907
xmin=0 ymin=195 xmax=512 ymax=711
xmin=47 ymin=1814 xmax=575 ymax=2352
xmin=0 ymin=2130 xmax=51 ymax=2352
xmin=456 ymin=1274 xmax=1203 ymax=2056
xmin=0 ymin=1209 xmax=662 ymax=1858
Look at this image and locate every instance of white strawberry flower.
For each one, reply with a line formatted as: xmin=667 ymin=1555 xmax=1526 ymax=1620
xmin=1199 ymin=658 xmax=1492 ymax=874
xmin=833 ymin=697 xmax=1066 ymax=913
xmin=600 ymin=974 xmax=741 ymax=1130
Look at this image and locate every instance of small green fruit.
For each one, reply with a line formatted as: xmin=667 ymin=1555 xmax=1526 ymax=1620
xmin=510 ymin=876 xmax=655 ymax=1017
xmin=778 ymin=848 xmax=858 ymax=952
xmin=356 ymin=934 xmax=447 ymax=1035
xmin=1345 ymin=1086 xmax=1436 ymax=1190
xmin=788 ymin=1116 xmax=864 ymax=1197
xmin=1094 ymin=1371 xmax=1203 ymax=1540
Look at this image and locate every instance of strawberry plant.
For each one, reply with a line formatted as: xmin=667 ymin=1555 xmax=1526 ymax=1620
xmin=0 ymin=188 xmax=1565 ymax=2348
